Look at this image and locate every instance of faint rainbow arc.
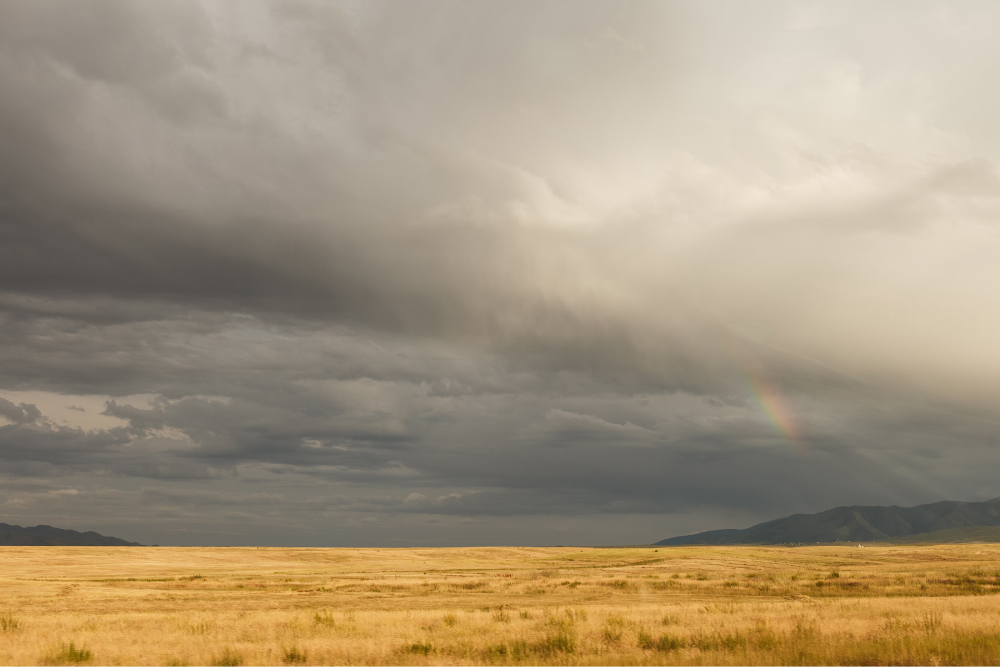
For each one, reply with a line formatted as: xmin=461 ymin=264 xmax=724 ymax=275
xmin=727 ymin=336 xmax=806 ymax=454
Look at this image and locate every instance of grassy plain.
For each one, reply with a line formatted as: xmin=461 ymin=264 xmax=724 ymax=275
xmin=3 ymin=543 xmax=1000 ymax=664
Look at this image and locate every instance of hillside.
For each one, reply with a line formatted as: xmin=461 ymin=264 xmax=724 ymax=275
xmin=888 ymin=525 xmax=1000 ymax=544
xmin=656 ymin=498 xmax=1000 ymax=545
xmin=0 ymin=523 xmax=142 ymax=546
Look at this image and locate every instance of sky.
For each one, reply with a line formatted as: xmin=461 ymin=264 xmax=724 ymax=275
xmin=2 ymin=0 xmax=1000 ymax=547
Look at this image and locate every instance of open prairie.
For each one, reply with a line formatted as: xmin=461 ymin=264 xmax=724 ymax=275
xmin=3 ymin=544 xmax=1000 ymax=665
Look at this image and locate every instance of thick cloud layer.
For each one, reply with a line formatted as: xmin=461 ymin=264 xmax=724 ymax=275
xmin=1 ymin=1 xmax=999 ymax=546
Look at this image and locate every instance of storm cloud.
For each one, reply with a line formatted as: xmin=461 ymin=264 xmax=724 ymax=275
xmin=2 ymin=0 xmax=1000 ymax=546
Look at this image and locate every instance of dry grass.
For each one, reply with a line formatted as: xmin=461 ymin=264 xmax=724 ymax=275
xmin=3 ymin=543 xmax=1000 ymax=664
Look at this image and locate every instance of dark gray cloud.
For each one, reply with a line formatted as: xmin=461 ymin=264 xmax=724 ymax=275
xmin=1 ymin=0 xmax=999 ymax=546
xmin=0 ymin=398 xmax=41 ymax=424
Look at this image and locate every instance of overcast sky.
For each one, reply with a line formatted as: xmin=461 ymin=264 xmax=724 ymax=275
xmin=2 ymin=0 xmax=1000 ymax=547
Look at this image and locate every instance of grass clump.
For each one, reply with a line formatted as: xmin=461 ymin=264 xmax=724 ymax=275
xmin=923 ymin=612 xmax=943 ymax=633
xmin=188 ymin=621 xmax=213 ymax=635
xmin=604 ymin=615 xmax=627 ymax=642
xmin=282 ymin=646 xmax=307 ymax=665
xmin=0 ymin=612 xmax=20 ymax=632
xmin=534 ymin=631 xmax=575 ymax=655
xmin=484 ymin=640 xmax=529 ymax=659
xmin=403 ymin=642 xmax=434 ymax=655
xmin=211 ymin=648 xmax=243 ymax=666
xmin=492 ymin=605 xmax=512 ymax=622
xmin=639 ymin=632 xmax=685 ymax=652
xmin=313 ymin=610 xmax=336 ymax=626
xmin=649 ymin=581 xmax=677 ymax=591
xmin=45 ymin=642 xmax=92 ymax=665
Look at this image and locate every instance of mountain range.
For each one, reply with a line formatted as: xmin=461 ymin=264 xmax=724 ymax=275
xmin=656 ymin=498 xmax=1000 ymax=545
xmin=0 ymin=523 xmax=143 ymax=546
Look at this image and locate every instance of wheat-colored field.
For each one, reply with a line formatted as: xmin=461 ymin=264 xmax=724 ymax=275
xmin=2 ymin=543 xmax=1000 ymax=665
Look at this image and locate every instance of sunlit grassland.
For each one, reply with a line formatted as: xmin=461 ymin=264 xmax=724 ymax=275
xmin=3 ymin=543 xmax=1000 ymax=664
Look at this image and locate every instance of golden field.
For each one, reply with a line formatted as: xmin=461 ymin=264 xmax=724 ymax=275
xmin=3 ymin=544 xmax=1000 ymax=665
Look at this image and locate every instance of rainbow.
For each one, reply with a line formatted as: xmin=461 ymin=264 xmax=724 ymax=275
xmin=728 ymin=337 xmax=806 ymax=453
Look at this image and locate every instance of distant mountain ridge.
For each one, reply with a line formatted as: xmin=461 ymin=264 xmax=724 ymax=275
xmin=0 ymin=523 xmax=142 ymax=546
xmin=656 ymin=498 xmax=1000 ymax=546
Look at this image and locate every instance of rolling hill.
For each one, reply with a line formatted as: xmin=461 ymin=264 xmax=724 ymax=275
xmin=888 ymin=525 xmax=1000 ymax=544
xmin=0 ymin=523 xmax=143 ymax=546
xmin=656 ymin=498 xmax=1000 ymax=545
